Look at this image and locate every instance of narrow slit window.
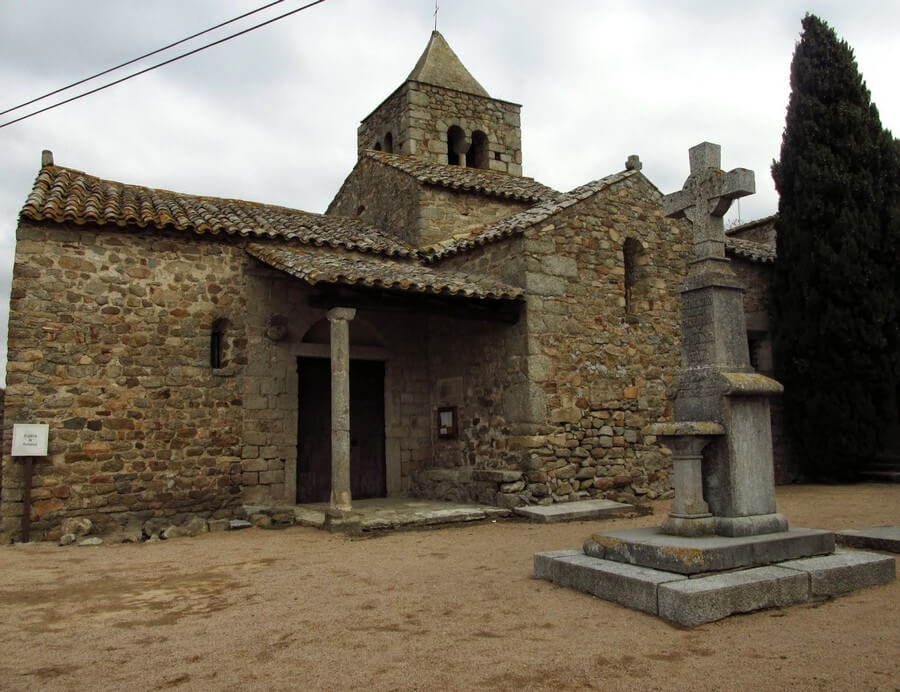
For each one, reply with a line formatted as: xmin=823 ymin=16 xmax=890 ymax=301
xmin=211 ymin=318 xmax=230 ymax=368
xmin=623 ymin=237 xmax=642 ymax=316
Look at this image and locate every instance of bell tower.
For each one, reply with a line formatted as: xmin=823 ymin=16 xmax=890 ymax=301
xmin=357 ymin=31 xmax=523 ymax=175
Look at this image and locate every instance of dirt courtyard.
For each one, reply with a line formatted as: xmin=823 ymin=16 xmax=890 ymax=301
xmin=0 ymin=484 xmax=897 ymax=691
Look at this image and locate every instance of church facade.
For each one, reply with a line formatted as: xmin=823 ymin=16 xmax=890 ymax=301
xmin=0 ymin=33 xmax=780 ymax=542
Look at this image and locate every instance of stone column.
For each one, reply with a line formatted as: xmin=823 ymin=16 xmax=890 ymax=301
xmin=327 ymin=307 xmax=356 ymax=513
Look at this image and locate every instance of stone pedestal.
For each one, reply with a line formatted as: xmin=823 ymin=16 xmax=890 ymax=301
xmin=328 ymin=307 xmax=356 ymax=513
xmin=645 ymin=421 xmax=723 ymax=537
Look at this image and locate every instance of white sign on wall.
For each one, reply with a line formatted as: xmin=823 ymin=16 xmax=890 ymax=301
xmin=11 ymin=424 xmax=49 ymax=456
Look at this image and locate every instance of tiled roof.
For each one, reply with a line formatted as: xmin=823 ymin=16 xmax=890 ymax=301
xmin=21 ymin=164 xmax=415 ymax=258
xmin=364 ymin=151 xmax=562 ymax=204
xmin=247 ymin=243 xmax=524 ymax=300
xmin=725 ymin=237 xmax=776 ymax=263
xmin=422 ymin=170 xmax=637 ymax=261
xmin=725 ymin=214 xmax=777 ymax=236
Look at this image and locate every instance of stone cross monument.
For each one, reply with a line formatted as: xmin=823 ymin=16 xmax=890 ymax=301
xmin=535 ymin=142 xmax=893 ymax=627
xmin=654 ymin=142 xmax=786 ymax=537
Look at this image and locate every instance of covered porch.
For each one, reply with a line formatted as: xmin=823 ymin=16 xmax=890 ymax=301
xmin=245 ymin=242 xmax=525 ymax=514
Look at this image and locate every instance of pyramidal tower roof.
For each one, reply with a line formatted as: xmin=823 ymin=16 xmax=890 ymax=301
xmin=406 ymin=31 xmax=490 ymax=97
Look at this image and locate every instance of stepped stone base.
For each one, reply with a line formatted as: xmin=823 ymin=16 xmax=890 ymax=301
xmin=535 ymin=548 xmax=895 ymax=627
xmin=583 ymin=527 xmax=835 ymax=574
xmin=835 ymin=527 xmax=900 ymax=553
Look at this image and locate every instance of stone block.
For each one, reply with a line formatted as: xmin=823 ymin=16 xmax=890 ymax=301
xmin=780 ymin=550 xmax=896 ymax=596
xmin=585 ymin=527 xmax=835 ymax=575
xmin=657 ymin=566 xmax=809 ymax=627
xmin=534 ymin=550 xmax=686 ymax=614
xmin=471 ymin=469 xmax=523 ymax=483
xmin=515 ymin=499 xmax=633 ymax=523
xmin=834 ymin=527 xmax=900 ymax=553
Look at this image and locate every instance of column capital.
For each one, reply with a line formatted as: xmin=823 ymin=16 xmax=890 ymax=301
xmin=327 ymin=307 xmax=356 ymax=322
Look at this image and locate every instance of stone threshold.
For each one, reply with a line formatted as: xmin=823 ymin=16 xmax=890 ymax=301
xmin=288 ymin=498 xmax=512 ymax=533
xmin=514 ymin=499 xmax=635 ymax=523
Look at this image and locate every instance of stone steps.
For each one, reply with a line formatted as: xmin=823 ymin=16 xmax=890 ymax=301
xmin=535 ymin=548 xmax=895 ymax=627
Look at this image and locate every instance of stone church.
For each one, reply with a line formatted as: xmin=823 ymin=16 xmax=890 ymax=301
xmin=0 ymin=32 xmax=780 ymax=541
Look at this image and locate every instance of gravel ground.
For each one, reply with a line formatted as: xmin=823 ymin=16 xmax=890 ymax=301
xmin=0 ymin=483 xmax=897 ymax=691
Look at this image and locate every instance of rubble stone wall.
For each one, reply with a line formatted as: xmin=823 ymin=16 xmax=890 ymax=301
xmin=514 ymin=174 xmax=690 ymax=506
xmin=1 ymin=223 xmax=248 ymax=542
xmin=420 ymin=175 xmax=692 ymax=507
xmin=327 ymin=158 xmax=422 ymax=247
xmin=357 ymin=87 xmax=409 ymax=157
xmin=418 ymin=188 xmax=529 ymax=247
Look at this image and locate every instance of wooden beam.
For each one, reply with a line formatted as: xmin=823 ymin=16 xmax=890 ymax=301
xmin=308 ymin=285 xmax=522 ymax=324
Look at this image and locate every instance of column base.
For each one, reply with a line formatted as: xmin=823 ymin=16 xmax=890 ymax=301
xmin=661 ymin=514 xmax=716 ymax=537
xmin=715 ymin=512 xmax=788 ymax=537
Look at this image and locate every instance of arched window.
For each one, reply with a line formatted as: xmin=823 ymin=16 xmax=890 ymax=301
xmin=383 ymin=132 xmax=394 ymax=153
xmin=623 ymin=238 xmax=643 ymax=316
xmin=467 ymin=130 xmax=488 ymax=169
xmin=210 ymin=318 xmax=231 ymax=368
xmin=374 ymin=140 xmax=382 ymax=151
xmin=447 ymin=125 xmax=467 ymax=166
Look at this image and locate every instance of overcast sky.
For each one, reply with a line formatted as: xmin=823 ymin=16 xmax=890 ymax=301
xmin=1 ymin=0 xmax=898 ymax=384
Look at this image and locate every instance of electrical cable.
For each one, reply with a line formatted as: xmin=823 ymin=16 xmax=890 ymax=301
xmin=0 ymin=0 xmax=288 ymax=117
xmin=0 ymin=0 xmax=327 ymax=129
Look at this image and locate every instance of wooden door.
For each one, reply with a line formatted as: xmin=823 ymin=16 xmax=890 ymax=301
xmin=350 ymin=360 xmax=386 ymax=499
xmin=297 ymin=358 xmax=331 ymax=503
xmin=296 ymin=357 xmax=386 ymax=503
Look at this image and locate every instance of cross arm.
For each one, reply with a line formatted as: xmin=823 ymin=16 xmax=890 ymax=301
xmin=663 ymin=189 xmax=692 ymax=218
xmin=710 ymin=168 xmax=755 ymax=216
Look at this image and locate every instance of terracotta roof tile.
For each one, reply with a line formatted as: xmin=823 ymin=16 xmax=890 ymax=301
xmin=725 ymin=214 xmax=777 ymax=236
xmin=364 ymin=151 xmax=562 ymax=204
xmin=21 ymin=165 xmax=414 ymax=258
xmin=725 ymin=237 xmax=776 ymax=263
xmin=422 ymin=170 xmax=637 ymax=261
xmin=246 ymin=243 xmax=524 ymax=301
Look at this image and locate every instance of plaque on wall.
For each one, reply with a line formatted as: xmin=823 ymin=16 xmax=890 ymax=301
xmin=437 ymin=406 xmax=458 ymax=439
xmin=12 ymin=423 xmax=49 ymax=456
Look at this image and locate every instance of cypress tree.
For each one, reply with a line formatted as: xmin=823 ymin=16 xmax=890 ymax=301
xmin=771 ymin=14 xmax=899 ymax=480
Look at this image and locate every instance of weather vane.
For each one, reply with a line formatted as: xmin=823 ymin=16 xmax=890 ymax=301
xmin=434 ymin=0 xmax=439 ymax=31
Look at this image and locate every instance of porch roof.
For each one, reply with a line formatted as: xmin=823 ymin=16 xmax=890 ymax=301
xmin=246 ymin=242 xmax=525 ymax=301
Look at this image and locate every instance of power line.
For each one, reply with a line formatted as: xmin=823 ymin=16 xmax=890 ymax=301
xmin=0 ymin=0 xmax=288 ymax=118
xmin=0 ymin=0 xmax=328 ymax=130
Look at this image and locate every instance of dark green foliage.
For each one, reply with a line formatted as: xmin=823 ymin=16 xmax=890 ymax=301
xmin=772 ymin=15 xmax=900 ymax=480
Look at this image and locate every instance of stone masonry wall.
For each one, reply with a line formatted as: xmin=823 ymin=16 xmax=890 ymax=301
xmin=1 ymin=222 xmax=247 ymax=542
xmin=358 ymin=86 xmax=408 ymax=157
xmin=429 ymin=174 xmax=691 ymax=507
xmin=359 ymin=82 xmax=522 ymax=175
xmin=512 ymin=174 xmax=689 ymax=506
xmin=327 ymin=158 xmax=422 ymax=247
xmin=418 ymin=188 xmax=529 ymax=247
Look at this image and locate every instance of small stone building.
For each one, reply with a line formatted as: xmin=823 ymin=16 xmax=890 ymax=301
xmin=0 ymin=32 xmax=780 ymax=541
